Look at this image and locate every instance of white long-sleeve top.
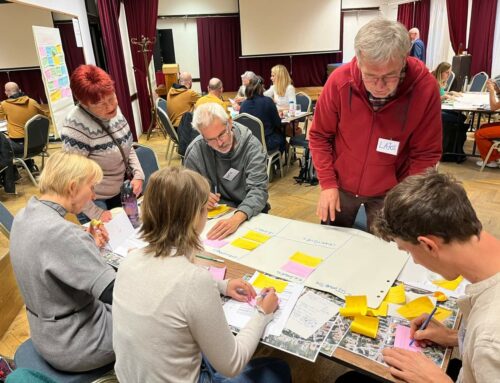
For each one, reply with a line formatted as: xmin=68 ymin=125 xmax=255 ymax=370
xmin=264 ymin=84 xmax=296 ymax=108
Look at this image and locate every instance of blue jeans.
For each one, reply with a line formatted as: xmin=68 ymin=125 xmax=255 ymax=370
xmin=198 ymin=356 xmax=291 ymax=383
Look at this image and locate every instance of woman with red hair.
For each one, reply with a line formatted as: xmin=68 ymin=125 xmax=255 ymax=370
xmin=61 ymin=65 xmax=144 ymax=222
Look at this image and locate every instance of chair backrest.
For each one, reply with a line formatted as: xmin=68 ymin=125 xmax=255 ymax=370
xmin=468 ymin=71 xmax=489 ymax=92
xmin=23 ymin=115 xmax=50 ymax=159
xmin=445 ymin=71 xmax=455 ymax=92
xmin=156 ymin=105 xmax=179 ymax=144
xmin=177 ymin=112 xmax=200 ymax=156
xmin=233 ymin=113 xmax=267 ymax=152
xmin=296 ymin=92 xmax=312 ymax=113
xmin=0 ymin=201 xmax=14 ymax=238
xmin=132 ymin=143 xmax=160 ymax=191
xmin=156 ymin=97 xmax=167 ymax=114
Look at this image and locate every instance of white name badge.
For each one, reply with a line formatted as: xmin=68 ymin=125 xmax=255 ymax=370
xmin=223 ymin=168 xmax=240 ymax=181
xmin=376 ymin=138 xmax=400 ymax=156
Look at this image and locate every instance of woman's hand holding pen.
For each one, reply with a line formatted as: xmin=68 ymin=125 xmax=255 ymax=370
xmin=208 ymin=192 xmax=221 ymax=209
xmin=256 ymin=287 xmax=279 ymax=314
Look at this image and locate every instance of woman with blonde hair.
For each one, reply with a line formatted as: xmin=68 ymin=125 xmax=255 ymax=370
xmin=113 ymin=167 xmax=290 ymax=383
xmin=264 ymin=64 xmax=296 ymax=109
xmin=10 ymin=151 xmax=115 ymax=372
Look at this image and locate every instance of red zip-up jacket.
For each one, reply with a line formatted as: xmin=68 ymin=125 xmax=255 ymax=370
xmin=309 ymin=57 xmax=442 ymax=197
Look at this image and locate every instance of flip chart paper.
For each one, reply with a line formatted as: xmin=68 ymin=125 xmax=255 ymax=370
xmin=351 ymin=315 xmax=379 ymax=338
xmin=252 ymin=272 xmax=288 ymax=293
xmin=394 ymin=325 xmax=422 ymax=352
xmin=384 ymin=284 xmax=406 ymax=304
xmin=339 ymin=295 xmax=367 ymax=317
xmin=290 ymin=251 xmax=322 ymax=267
xmin=432 ymin=276 xmax=463 ymax=291
xmin=281 ymin=261 xmax=315 ymax=278
xmin=231 ymin=238 xmax=260 ymax=251
xmin=243 ymin=230 xmax=271 ymax=243
xmin=209 ymin=266 xmax=226 ymax=281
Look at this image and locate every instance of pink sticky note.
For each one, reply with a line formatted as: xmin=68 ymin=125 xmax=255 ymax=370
xmin=394 ymin=325 xmax=422 ymax=352
xmin=204 ymin=239 xmax=229 ymax=248
xmin=209 ymin=266 xmax=226 ymax=281
xmin=281 ymin=261 xmax=315 ymax=278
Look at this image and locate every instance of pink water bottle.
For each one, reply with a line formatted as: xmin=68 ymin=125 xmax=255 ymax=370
xmin=121 ymin=180 xmax=140 ymax=228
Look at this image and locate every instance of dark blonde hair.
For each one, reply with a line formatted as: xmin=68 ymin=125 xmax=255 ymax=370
xmin=140 ymin=167 xmax=210 ymax=258
xmin=271 ymin=65 xmax=292 ymax=97
xmin=432 ymin=62 xmax=451 ymax=88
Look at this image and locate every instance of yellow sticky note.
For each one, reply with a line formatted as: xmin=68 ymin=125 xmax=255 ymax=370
xmin=351 ymin=315 xmax=379 ymax=338
xmin=289 ymin=252 xmax=322 ymax=268
xmin=339 ymin=295 xmax=367 ymax=317
xmin=243 ymin=230 xmax=271 ymax=243
xmin=207 ymin=204 xmax=230 ymax=218
xmin=54 ymin=55 xmax=61 ymax=65
xmin=56 ymin=44 xmax=63 ymax=54
xmin=252 ymin=273 xmax=288 ymax=293
xmin=50 ymin=89 xmax=61 ymax=102
xmin=433 ymin=291 xmax=448 ymax=302
xmin=231 ymin=238 xmax=260 ymax=251
xmin=397 ymin=296 xmax=434 ymax=320
xmin=435 ymin=307 xmax=452 ymax=322
xmin=384 ymin=284 xmax=406 ymax=304
xmin=432 ymin=275 xmax=463 ymax=291
xmin=367 ymin=301 xmax=388 ymax=317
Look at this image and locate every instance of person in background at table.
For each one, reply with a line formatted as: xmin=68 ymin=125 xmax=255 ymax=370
xmin=409 ymin=27 xmax=425 ymax=62
xmin=234 ymin=71 xmax=257 ymax=106
xmin=184 ymin=103 xmax=268 ymax=240
xmin=10 ymin=151 xmax=115 ymax=372
xmin=309 ymin=19 xmax=441 ymax=233
xmin=61 ymin=64 xmax=144 ymax=223
xmin=264 ymin=64 xmax=296 ymax=110
xmin=432 ymin=62 xmax=467 ymax=163
xmin=113 ymin=166 xmax=290 ymax=383
xmin=167 ymin=71 xmax=201 ymax=128
xmin=195 ymin=77 xmax=230 ymax=115
xmin=474 ymin=78 xmax=500 ymax=168
xmin=240 ymin=76 xmax=286 ymax=153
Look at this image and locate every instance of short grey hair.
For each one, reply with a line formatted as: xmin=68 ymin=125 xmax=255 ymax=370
xmin=192 ymin=103 xmax=228 ymax=133
xmin=355 ymin=19 xmax=411 ymax=64
xmin=179 ymin=72 xmax=192 ymax=85
xmin=241 ymin=71 xmax=256 ymax=81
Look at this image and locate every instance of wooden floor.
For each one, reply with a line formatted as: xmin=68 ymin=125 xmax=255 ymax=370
xmin=1 ymin=133 xmax=500 ymax=380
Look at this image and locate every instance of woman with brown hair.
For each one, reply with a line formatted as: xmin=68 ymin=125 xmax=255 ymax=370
xmin=112 ymin=167 xmax=290 ymax=383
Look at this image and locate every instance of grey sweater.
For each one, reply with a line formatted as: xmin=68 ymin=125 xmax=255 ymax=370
xmin=184 ymin=122 xmax=269 ymax=219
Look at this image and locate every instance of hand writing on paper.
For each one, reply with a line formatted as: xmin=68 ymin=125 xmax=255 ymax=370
xmin=130 ymin=179 xmax=143 ymax=196
xmin=87 ymin=221 xmax=109 ymax=248
xmin=99 ymin=210 xmax=112 ymax=223
xmin=207 ymin=211 xmax=247 ymax=240
xmin=316 ymin=188 xmax=341 ymax=223
xmin=382 ymin=348 xmax=453 ymax=383
xmin=227 ymin=279 xmax=256 ymax=302
xmin=256 ymin=287 xmax=279 ymax=315
xmin=208 ymin=192 xmax=221 ymax=209
xmin=410 ymin=314 xmax=458 ymax=348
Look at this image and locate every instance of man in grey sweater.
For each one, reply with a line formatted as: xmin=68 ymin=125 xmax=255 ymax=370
xmin=184 ymin=102 xmax=269 ymax=240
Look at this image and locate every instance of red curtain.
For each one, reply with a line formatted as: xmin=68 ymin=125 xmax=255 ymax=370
xmin=97 ymin=0 xmax=137 ymax=140
xmin=124 ymin=0 xmax=158 ymax=133
xmin=0 ymin=70 xmax=46 ymax=103
xmin=397 ymin=3 xmax=414 ymax=30
xmin=54 ymin=22 xmax=86 ymax=76
xmin=468 ymin=0 xmax=497 ymax=76
xmin=197 ymin=16 xmax=342 ymax=92
xmin=414 ymin=0 xmax=430 ymax=46
xmin=446 ymin=0 xmax=468 ymax=54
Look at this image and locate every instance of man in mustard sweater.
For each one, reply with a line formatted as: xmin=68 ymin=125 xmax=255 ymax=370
xmin=166 ymin=72 xmax=200 ymax=128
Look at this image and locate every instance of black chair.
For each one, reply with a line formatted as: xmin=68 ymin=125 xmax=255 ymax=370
xmin=0 ymin=200 xmax=14 ymax=238
xmin=288 ymin=92 xmax=313 ymax=169
xmin=157 ymin=97 xmax=167 ymax=114
xmin=132 ymin=143 xmax=160 ymax=191
xmin=234 ymin=113 xmax=283 ymax=180
xmin=445 ymin=71 xmax=455 ymax=92
xmin=13 ymin=114 xmax=50 ymax=187
xmin=156 ymin=104 xmax=180 ymax=164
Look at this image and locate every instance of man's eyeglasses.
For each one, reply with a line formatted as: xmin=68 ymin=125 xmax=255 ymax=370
xmin=362 ymin=73 xmax=402 ymax=85
xmin=204 ymin=123 xmax=231 ymax=144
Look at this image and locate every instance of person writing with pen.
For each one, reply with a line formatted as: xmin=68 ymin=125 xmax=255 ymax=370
xmin=112 ymin=166 xmax=290 ymax=383
xmin=337 ymin=169 xmax=500 ymax=382
xmin=184 ymin=102 xmax=269 ymax=240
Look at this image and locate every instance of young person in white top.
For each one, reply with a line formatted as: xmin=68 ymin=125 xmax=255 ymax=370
xmin=264 ymin=64 xmax=296 ymax=110
xmin=112 ymin=167 xmax=291 ymax=383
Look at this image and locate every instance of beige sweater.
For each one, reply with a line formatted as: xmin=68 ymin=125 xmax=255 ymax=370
xmin=113 ymin=251 xmax=273 ymax=383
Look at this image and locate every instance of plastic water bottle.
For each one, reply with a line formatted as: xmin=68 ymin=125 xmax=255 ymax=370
xmin=121 ymin=180 xmax=140 ymax=228
xmin=463 ymin=76 xmax=468 ymax=92
xmin=289 ymin=100 xmax=296 ymax=117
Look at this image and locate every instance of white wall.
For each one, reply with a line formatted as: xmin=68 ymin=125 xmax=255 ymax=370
xmin=342 ymin=0 xmax=382 ymax=9
xmin=12 ymin=0 xmax=95 ymax=65
xmin=157 ymin=0 xmax=238 ymax=15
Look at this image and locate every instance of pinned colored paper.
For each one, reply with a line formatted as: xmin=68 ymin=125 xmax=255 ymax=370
xmin=50 ymin=89 xmax=62 ymax=103
xmin=432 ymin=275 xmax=463 ymax=291
xmin=231 ymin=237 xmax=260 ymax=251
xmin=43 ymin=69 xmax=52 ymax=80
xmin=38 ymin=46 xmax=46 ymax=58
xmin=203 ymin=239 xmax=228 ymax=248
xmin=252 ymin=273 xmax=288 ymax=293
xmin=339 ymin=295 xmax=367 ymax=317
xmin=290 ymin=252 xmax=322 ymax=268
xmin=281 ymin=261 xmax=315 ymax=278
xmin=56 ymin=44 xmax=63 ymax=54
xmin=394 ymin=325 xmax=421 ymax=352
xmin=54 ymin=55 xmax=61 ymax=65
xmin=61 ymin=88 xmax=72 ymax=98
xmin=384 ymin=284 xmax=406 ymax=304
xmin=207 ymin=204 xmax=230 ymax=218
xmin=366 ymin=301 xmax=388 ymax=317
xmin=434 ymin=307 xmax=452 ymax=322
xmin=397 ymin=296 xmax=434 ymax=320
xmin=209 ymin=266 xmax=226 ymax=281
xmin=351 ymin=315 xmax=379 ymax=338
xmin=433 ymin=291 xmax=448 ymax=302
xmin=243 ymin=230 xmax=271 ymax=243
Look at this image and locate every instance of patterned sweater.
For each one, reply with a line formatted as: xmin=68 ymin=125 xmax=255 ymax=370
xmin=61 ymin=105 xmax=144 ymax=219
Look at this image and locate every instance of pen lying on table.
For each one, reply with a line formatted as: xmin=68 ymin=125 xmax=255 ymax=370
xmin=195 ymin=254 xmax=225 ymax=263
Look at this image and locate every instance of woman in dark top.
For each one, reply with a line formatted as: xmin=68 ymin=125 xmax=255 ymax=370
xmin=239 ymin=76 xmax=286 ymax=153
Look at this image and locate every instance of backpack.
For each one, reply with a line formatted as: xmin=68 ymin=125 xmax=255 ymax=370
xmin=294 ymin=147 xmax=318 ymax=186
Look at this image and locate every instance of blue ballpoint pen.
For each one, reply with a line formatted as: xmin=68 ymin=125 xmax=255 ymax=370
xmin=409 ymin=306 xmax=438 ymax=346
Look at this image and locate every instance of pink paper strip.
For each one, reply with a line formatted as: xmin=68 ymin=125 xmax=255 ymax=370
xmin=204 ymin=239 xmax=229 ymax=248
xmin=209 ymin=266 xmax=226 ymax=281
xmin=394 ymin=325 xmax=422 ymax=352
xmin=281 ymin=261 xmax=315 ymax=278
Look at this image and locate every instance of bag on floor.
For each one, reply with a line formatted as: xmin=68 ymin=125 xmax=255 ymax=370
xmin=294 ymin=147 xmax=318 ymax=186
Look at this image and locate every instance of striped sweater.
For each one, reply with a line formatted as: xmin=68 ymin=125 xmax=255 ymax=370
xmin=61 ymin=105 xmax=144 ymax=219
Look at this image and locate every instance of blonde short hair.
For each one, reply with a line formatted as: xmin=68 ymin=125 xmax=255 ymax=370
xmin=39 ymin=151 xmax=103 ymax=196
xmin=140 ymin=167 xmax=210 ymax=258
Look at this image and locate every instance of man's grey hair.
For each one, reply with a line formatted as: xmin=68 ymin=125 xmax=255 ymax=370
xmin=179 ymin=72 xmax=192 ymax=86
xmin=192 ymin=103 xmax=228 ymax=133
xmin=208 ymin=78 xmax=223 ymax=91
xmin=355 ymin=19 xmax=411 ymax=64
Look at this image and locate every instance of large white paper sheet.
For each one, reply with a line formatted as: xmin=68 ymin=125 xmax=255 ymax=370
xmin=104 ymin=212 xmax=147 ymax=257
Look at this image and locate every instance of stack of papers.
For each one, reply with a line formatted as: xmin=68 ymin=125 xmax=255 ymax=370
xmin=104 ymin=211 xmax=147 ymax=257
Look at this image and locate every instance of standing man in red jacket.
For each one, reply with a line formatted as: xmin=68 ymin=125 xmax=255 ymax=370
xmin=309 ymin=19 xmax=442 ymax=232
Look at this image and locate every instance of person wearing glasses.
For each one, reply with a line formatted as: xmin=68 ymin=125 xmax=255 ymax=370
xmin=184 ymin=102 xmax=268 ymax=240
xmin=309 ymin=19 xmax=441 ymax=232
